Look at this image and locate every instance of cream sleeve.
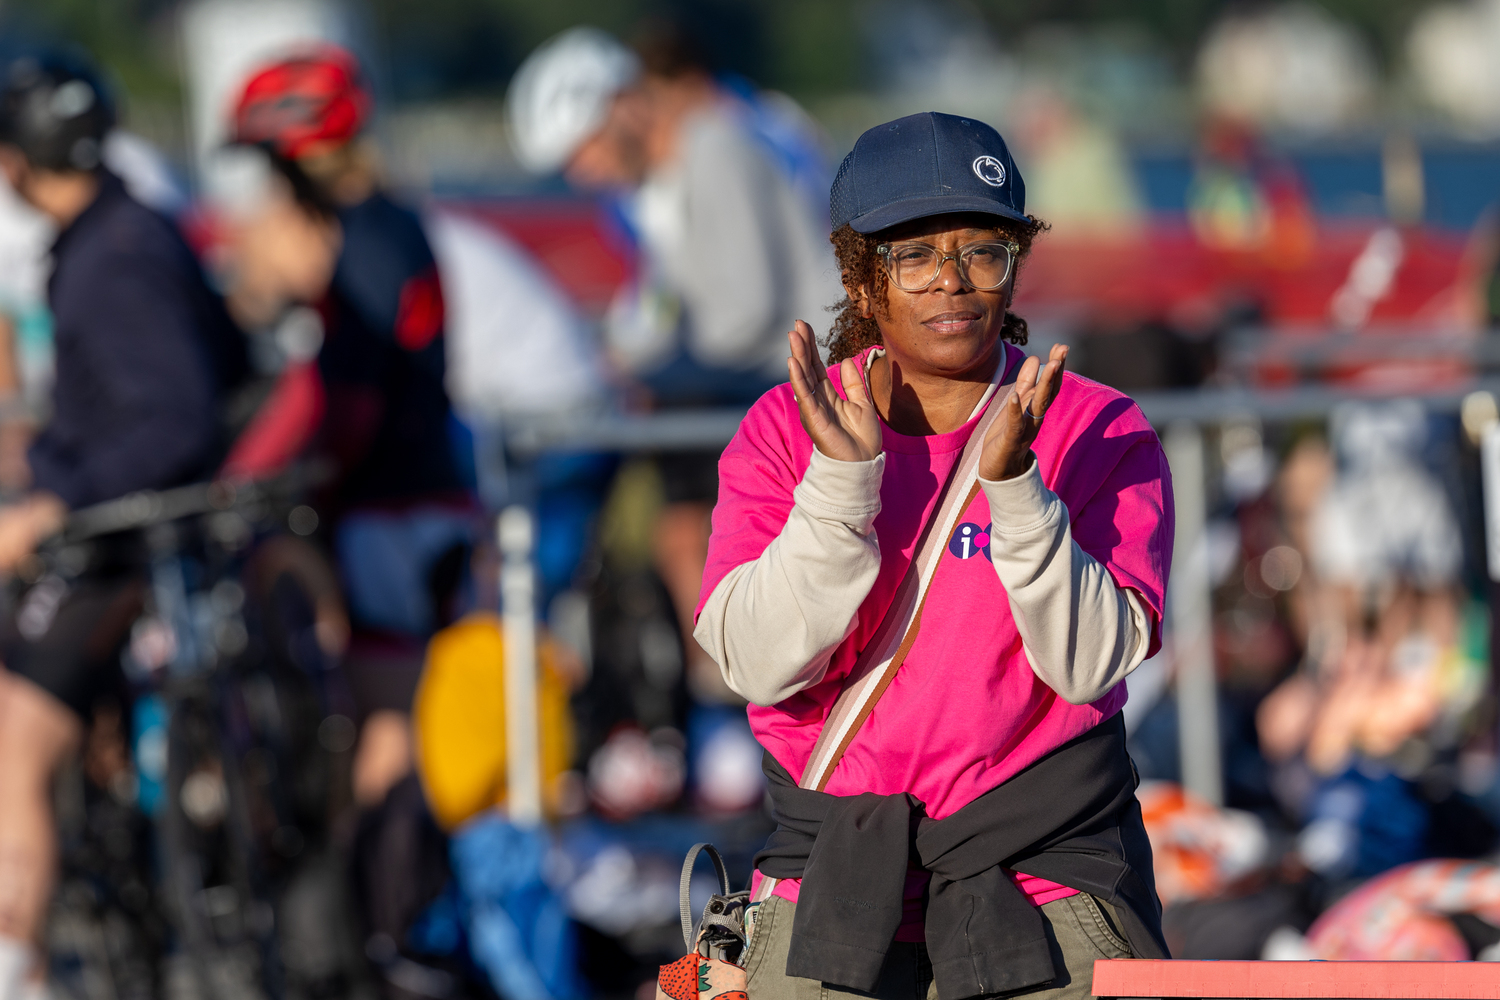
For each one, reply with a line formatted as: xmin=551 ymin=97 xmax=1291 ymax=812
xmin=693 ymin=448 xmax=884 ymax=707
xmin=982 ymin=459 xmax=1152 ymax=705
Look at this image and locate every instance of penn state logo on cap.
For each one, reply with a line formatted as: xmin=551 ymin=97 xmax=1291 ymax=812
xmin=972 ymin=155 xmax=1006 ymax=188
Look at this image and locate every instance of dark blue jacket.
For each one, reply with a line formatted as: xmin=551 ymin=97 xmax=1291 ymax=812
xmin=317 ymin=191 xmax=467 ymax=508
xmin=30 ymin=172 xmax=243 ymax=509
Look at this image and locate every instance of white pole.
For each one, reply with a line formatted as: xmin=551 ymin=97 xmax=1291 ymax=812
xmin=1165 ymin=421 xmax=1224 ymax=807
xmin=1481 ymin=423 xmax=1500 ymax=582
xmin=499 ymin=505 xmax=543 ymax=825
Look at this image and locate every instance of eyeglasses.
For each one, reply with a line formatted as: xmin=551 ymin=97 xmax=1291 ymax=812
xmin=875 ymin=239 xmax=1020 ymax=292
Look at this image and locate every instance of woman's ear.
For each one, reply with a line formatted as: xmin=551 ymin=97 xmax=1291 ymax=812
xmin=845 ymin=278 xmax=874 ymax=320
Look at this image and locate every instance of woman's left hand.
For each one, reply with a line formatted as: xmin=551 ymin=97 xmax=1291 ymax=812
xmin=979 ymin=344 xmax=1068 ymax=481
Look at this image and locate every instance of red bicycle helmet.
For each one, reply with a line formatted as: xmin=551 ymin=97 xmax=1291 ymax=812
xmin=231 ymin=45 xmax=371 ymax=159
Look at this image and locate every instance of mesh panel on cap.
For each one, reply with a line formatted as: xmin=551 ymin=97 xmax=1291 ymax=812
xmin=829 ymin=150 xmax=858 ymax=232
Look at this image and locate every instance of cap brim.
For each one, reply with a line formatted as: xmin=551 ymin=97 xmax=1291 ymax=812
xmin=849 ymin=195 xmax=1029 ymax=234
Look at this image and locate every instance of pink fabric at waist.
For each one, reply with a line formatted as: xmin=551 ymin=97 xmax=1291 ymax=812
xmin=749 ymin=870 xmax=1079 ymax=943
xmin=1013 ymin=871 xmax=1081 ymax=908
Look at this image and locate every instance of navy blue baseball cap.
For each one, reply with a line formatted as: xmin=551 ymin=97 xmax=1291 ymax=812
xmin=830 ymin=112 xmax=1027 ymax=234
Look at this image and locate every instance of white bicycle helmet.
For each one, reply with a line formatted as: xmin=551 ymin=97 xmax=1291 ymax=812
xmin=507 ymin=27 xmax=640 ymax=174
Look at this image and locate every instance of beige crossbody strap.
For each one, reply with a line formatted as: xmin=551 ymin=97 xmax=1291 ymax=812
xmin=800 ymin=387 xmax=1008 ymax=792
xmin=753 ymin=364 xmax=1016 ymax=902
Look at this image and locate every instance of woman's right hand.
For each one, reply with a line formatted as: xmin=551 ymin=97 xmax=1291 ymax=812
xmin=786 ymin=320 xmax=882 ymax=463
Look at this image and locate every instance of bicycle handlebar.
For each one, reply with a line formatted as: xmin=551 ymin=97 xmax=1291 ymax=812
xmin=60 ymin=465 xmax=329 ymax=544
xmin=64 ymin=481 xmax=227 ymax=542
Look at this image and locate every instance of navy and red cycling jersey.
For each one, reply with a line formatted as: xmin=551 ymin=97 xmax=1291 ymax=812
xmin=316 ymin=191 xmax=468 ymax=509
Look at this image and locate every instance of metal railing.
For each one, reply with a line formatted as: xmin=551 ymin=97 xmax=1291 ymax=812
xmin=500 ymin=380 xmax=1500 ymax=457
xmin=499 ymin=376 xmax=1498 ymax=811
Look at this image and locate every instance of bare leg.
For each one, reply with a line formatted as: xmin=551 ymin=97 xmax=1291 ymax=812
xmin=0 ymin=671 xmax=82 ymax=990
xmin=0 ymin=315 xmax=36 ymax=499
xmin=352 ymin=709 xmax=412 ymax=808
xmin=653 ymin=501 xmax=738 ymax=703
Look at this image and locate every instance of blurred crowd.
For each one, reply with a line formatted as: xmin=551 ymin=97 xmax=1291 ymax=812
xmin=1125 ymin=399 xmax=1500 ymax=961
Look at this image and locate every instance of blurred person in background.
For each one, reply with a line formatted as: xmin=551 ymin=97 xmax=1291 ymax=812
xmin=219 ymin=45 xmax=476 ymax=816
xmin=1013 ymin=85 xmax=1143 ymax=241
xmin=0 ymin=123 xmax=198 ymax=501
xmin=1188 ymin=114 xmax=1314 ymax=264
xmin=1258 ymin=403 xmax=1488 ymax=883
xmin=507 ymin=24 xmax=841 ymax=705
xmin=0 ymin=54 xmax=247 ymax=1000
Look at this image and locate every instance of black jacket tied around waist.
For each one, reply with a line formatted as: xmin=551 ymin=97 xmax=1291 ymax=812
xmin=753 ymin=713 xmax=1169 ymax=999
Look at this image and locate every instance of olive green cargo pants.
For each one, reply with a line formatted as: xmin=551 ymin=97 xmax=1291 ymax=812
xmin=742 ymin=892 xmax=1132 ymax=1000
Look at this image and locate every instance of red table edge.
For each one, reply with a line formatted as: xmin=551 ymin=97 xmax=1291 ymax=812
xmin=1093 ymin=959 xmax=1500 ymax=998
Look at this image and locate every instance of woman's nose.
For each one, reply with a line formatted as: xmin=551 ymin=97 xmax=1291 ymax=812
xmin=932 ymin=255 xmax=970 ymax=292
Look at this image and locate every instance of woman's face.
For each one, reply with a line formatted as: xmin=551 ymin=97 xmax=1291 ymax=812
xmin=856 ymin=212 xmax=1014 ymax=378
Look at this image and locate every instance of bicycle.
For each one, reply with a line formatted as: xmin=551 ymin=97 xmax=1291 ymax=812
xmin=31 ymin=474 xmax=363 ymax=1000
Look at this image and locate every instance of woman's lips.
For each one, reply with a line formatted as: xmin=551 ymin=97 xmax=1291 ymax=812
xmin=922 ymin=311 xmax=983 ymax=333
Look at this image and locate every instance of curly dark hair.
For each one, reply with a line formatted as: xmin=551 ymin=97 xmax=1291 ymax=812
xmin=824 ymin=215 xmax=1049 ymax=364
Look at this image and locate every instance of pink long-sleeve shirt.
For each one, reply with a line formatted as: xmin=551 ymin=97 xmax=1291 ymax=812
xmin=698 ymin=342 xmax=1174 ymax=937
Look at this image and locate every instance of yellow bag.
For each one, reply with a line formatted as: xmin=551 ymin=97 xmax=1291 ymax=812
xmin=412 ymin=612 xmax=574 ymax=830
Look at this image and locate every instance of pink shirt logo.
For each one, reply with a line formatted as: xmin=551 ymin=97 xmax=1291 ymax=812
xmin=948 ymin=521 xmax=992 ymax=560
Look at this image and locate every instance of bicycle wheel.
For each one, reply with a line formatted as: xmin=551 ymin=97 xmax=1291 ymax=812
xmin=160 ymin=678 xmax=276 ymax=1000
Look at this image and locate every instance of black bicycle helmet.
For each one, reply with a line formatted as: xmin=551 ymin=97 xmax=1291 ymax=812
xmin=0 ymin=55 xmax=115 ymax=172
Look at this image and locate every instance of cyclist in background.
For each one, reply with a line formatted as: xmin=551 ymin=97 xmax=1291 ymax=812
xmin=508 ymin=25 xmax=841 ymax=704
xmin=220 ymin=46 xmax=475 ymax=816
xmin=0 ymin=55 xmax=246 ymax=1000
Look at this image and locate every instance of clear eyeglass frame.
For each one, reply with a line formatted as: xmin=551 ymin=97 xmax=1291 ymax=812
xmin=874 ymin=239 xmax=1021 ymax=292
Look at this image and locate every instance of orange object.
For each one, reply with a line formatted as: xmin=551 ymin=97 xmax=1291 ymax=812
xmin=1137 ymin=781 xmax=1267 ymax=906
xmin=1093 ymin=959 xmax=1500 ymax=998
xmin=653 ymin=952 xmax=746 ymax=1000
